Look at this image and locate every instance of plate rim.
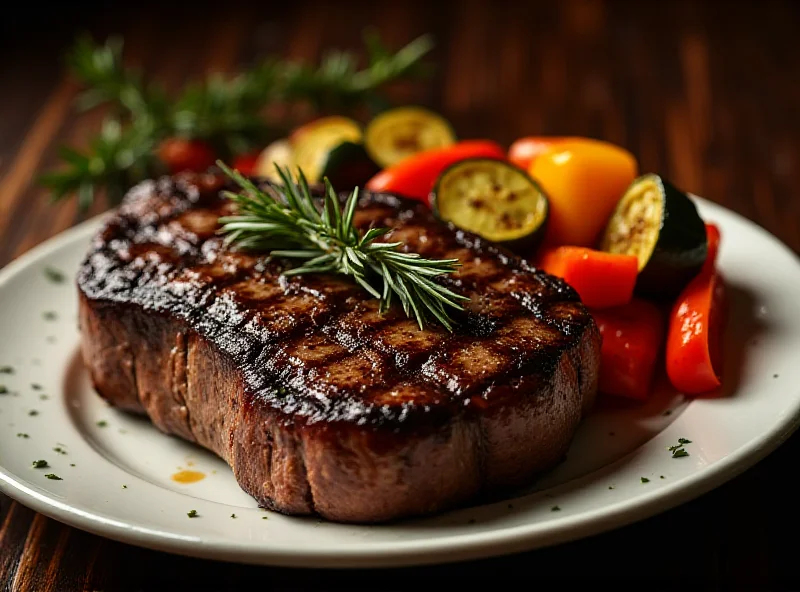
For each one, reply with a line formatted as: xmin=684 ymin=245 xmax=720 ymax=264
xmin=2 ymin=198 xmax=800 ymax=568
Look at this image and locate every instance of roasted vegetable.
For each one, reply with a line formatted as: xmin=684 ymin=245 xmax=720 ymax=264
xmin=365 ymin=140 xmax=506 ymax=204
xmin=600 ymin=174 xmax=707 ymax=299
xmin=592 ymin=299 xmax=665 ymax=400
xmin=254 ymin=138 xmax=294 ymax=181
xmin=320 ymin=141 xmax=381 ymax=189
xmin=529 ymin=138 xmax=637 ymax=247
xmin=157 ymin=138 xmax=216 ymax=173
xmin=430 ymin=158 xmax=549 ymax=250
xmin=508 ymin=136 xmax=570 ymax=171
xmin=365 ymin=106 xmax=456 ymax=168
xmin=537 ymin=247 xmax=638 ymax=309
xmin=665 ymin=224 xmax=725 ymax=394
xmin=290 ymin=116 xmax=362 ymax=182
xmin=231 ymin=151 xmax=261 ymax=176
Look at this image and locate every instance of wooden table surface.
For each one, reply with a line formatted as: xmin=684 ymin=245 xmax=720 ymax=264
xmin=2 ymin=0 xmax=799 ymax=589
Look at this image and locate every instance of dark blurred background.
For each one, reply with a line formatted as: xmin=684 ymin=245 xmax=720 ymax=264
xmin=2 ymin=0 xmax=800 ymax=589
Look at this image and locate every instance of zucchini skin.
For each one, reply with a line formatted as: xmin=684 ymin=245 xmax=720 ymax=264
xmin=634 ymin=176 xmax=708 ymax=299
xmin=320 ymin=142 xmax=380 ymax=190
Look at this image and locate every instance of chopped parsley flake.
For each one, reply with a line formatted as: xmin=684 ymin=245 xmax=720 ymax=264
xmin=43 ymin=311 xmax=58 ymax=321
xmin=31 ymin=384 xmax=42 ymax=390
xmin=262 ymin=516 xmax=269 ymax=520
xmin=669 ymin=437 xmax=692 ymax=458
xmin=17 ymin=433 xmax=29 ymax=438
xmin=608 ymin=486 xmax=615 ymax=490
xmin=53 ymin=447 xmax=67 ymax=455
xmin=551 ymin=505 xmax=561 ymax=511
xmin=28 ymin=410 xmax=39 ymax=416
xmin=660 ymin=475 xmax=665 ymax=479
xmin=44 ymin=473 xmax=62 ymax=480
xmin=32 ymin=460 xmax=48 ymax=468
xmin=69 ymin=463 xmax=76 ymax=467
xmin=230 ymin=514 xmax=237 ymax=519
xmin=96 ymin=420 xmax=108 ymax=427
xmin=39 ymin=394 xmax=49 ymax=401
xmin=641 ymin=477 xmax=650 ymax=483
xmin=0 ymin=386 xmax=7 ymax=395
xmin=187 ymin=510 xmax=198 ymax=518
xmin=0 ymin=366 xmax=13 ymax=374
xmin=44 ymin=267 xmax=66 ymax=284
xmin=122 ymin=485 xmax=127 ymax=489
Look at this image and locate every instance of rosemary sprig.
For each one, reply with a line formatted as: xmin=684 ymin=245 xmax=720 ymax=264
xmin=41 ymin=33 xmax=433 ymax=210
xmin=217 ymin=161 xmax=467 ymax=331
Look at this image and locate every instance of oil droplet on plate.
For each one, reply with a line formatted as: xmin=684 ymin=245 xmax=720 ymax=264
xmin=171 ymin=470 xmax=206 ymax=484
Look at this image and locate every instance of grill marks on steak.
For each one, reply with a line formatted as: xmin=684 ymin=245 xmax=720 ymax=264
xmin=78 ymin=172 xmax=601 ymax=521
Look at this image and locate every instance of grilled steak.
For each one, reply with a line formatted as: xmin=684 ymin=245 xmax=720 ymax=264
xmin=77 ymin=172 xmax=601 ymax=523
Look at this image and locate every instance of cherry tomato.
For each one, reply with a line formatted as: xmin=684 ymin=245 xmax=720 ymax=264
xmin=157 ymin=138 xmax=217 ymax=174
xmin=232 ymin=151 xmax=262 ymax=176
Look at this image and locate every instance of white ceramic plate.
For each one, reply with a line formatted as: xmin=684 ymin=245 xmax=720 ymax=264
xmin=1 ymin=197 xmax=799 ymax=568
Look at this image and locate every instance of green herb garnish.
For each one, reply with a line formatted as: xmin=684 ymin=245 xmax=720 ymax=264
xmin=262 ymin=516 xmax=269 ymax=520
xmin=122 ymin=485 xmax=127 ymax=489
xmin=32 ymin=460 xmax=48 ymax=468
xmin=230 ymin=514 xmax=237 ymax=519
xmin=45 ymin=474 xmax=62 ymax=480
xmin=96 ymin=420 xmax=108 ymax=427
xmin=218 ymin=163 xmax=468 ymax=330
xmin=551 ymin=506 xmax=561 ymax=512
xmin=39 ymin=395 xmax=49 ymax=401
xmin=44 ymin=267 xmax=66 ymax=283
xmin=0 ymin=386 xmax=7 ymax=395
xmin=669 ymin=437 xmax=692 ymax=458
xmin=28 ymin=410 xmax=39 ymax=417
xmin=641 ymin=477 xmax=650 ymax=483
xmin=0 ymin=366 xmax=13 ymax=374
xmin=187 ymin=510 xmax=198 ymax=518
xmin=31 ymin=384 xmax=42 ymax=390
xmin=43 ymin=311 xmax=58 ymax=321
xmin=53 ymin=447 xmax=67 ymax=455
xmin=40 ymin=33 xmax=433 ymax=209
xmin=17 ymin=433 xmax=29 ymax=438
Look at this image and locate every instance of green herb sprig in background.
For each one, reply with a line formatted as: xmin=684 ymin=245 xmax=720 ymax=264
xmin=41 ymin=32 xmax=434 ymax=209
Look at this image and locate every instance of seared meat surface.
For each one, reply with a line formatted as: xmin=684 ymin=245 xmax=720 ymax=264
xmin=77 ymin=172 xmax=600 ymax=522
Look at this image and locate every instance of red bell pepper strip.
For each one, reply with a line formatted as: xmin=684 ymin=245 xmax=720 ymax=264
xmin=364 ymin=140 xmax=506 ymax=204
xmin=703 ymin=222 xmax=721 ymax=273
xmin=537 ymin=246 xmax=638 ymax=309
xmin=592 ymin=299 xmax=664 ymax=400
xmin=665 ymin=223 xmax=726 ymax=394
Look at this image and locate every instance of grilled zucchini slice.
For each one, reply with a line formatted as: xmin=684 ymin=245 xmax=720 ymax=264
xmin=365 ymin=107 xmax=456 ymax=168
xmin=600 ymin=173 xmax=707 ymax=299
xmin=431 ymin=158 xmax=549 ymax=251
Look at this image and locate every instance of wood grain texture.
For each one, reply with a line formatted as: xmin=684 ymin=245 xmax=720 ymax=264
xmin=1 ymin=0 xmax=799 ymax=589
